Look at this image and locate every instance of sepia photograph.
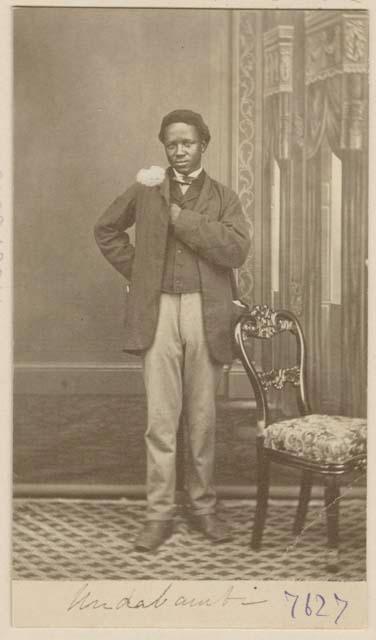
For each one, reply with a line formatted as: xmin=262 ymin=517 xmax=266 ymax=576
xmin=4 ymin=0 xmax=371 ymax=632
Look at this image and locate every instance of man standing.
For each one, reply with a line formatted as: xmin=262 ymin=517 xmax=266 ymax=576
xmin=94 ymin=110 xmax=250 ymax=551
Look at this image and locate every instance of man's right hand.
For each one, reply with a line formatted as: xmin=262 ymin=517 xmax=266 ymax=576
xmin=169 ymin=203 xmax=182 ymax=223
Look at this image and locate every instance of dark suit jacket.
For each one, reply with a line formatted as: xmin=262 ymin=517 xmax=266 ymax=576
xmin=94 ymin=171 xmax=250 ymax=364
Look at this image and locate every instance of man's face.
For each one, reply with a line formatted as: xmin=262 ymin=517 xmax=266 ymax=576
xmin=163 ymin=123 xmax=206 ymax=175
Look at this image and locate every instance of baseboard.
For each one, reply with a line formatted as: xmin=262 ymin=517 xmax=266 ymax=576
xmin=13 ymin=361 xmax=254 ymax=398
xmin=13 ymin=483 xmax=366 ymax=500
xmin=13 ymin=362 xmax=146 ymax=395
xmin=227 ymin=361 xmax=253 ymax=398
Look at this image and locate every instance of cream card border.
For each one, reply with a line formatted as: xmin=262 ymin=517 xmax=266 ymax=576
xmin=1 ymin=0 xmax=375 ymax=638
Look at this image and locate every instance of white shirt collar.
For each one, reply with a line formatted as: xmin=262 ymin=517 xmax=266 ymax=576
xmin=172 ymin=166 xmax=203 ymax=180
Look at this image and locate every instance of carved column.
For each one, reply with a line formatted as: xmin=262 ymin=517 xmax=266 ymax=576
xmin=289 ymin=12 xmax=305 ymax=322
xmin=263 ymin=25 xmax=294 ymax=309
xmin=261 ymin=25 xmax=294 ymax=410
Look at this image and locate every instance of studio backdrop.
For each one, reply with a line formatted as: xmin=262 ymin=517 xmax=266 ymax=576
xmin=14 ymin=8 xmax=368 ymax=418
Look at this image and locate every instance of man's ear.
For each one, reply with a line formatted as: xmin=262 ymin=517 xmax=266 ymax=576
xmin=201 ymin=141 xmax=208 ymax=153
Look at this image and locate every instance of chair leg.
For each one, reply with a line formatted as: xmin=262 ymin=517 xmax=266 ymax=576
xmin=324 ymin=476 xmax=340 ymax=573
xmin=251 ymin=438 xmax=270 ymax=550
xmin=293 ymin=471 xmax=313 ymax=536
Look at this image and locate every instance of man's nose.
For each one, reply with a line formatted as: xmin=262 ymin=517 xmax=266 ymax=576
xmin=176 ymin=144 xmax=186 ymax=155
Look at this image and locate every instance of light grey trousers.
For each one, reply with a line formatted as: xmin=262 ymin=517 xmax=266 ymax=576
xmin=142 ymin=292 xmax=223 ymax=521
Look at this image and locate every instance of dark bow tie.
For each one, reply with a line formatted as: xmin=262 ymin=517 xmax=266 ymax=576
xmin=171 ymin=174 xmax=197 ymax=186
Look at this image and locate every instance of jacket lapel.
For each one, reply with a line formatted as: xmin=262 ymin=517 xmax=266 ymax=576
xmin=155 ymin=170 xmax=214 ymax=219
xmin=192 ymin=172 xmax=213 ymax=216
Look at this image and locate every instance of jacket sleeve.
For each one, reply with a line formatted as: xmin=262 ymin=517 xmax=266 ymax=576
xmin=93 ymin=183 xmax=139 ymax=280
xmin=171 ymin=188 xmax=250 ymax=269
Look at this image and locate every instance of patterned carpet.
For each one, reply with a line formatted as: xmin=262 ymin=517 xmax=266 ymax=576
xmin=13 ymin=497 xmax=366 ymax=582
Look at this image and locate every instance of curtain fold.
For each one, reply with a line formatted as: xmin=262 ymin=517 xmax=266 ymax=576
xmin=303 ymin=153 xmax=322 ymax=410
xmin=341 ymin=151 xmax=368 ymax=416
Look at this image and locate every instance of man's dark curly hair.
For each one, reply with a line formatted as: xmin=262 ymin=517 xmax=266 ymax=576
xmin=158 ymin=109 xmax=211 ymax=145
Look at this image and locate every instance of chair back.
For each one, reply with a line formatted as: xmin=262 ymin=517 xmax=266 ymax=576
xmin=234 ymin=304 xmax=311 ymax=432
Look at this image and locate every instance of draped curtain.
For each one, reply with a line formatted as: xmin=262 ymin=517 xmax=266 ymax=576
xmin=304 ymin=74 xmax=368 ymax=416
xmin=260 ymin=15 xmax=367 ymax=417
xmin=264 ymin=76 xmax=367 ymax=416
xmin=341 ymin=150 xmax=368 ymax=415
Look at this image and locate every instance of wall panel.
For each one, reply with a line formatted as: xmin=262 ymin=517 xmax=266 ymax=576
xmin=14 ymin=8 xmax=232 ymax=371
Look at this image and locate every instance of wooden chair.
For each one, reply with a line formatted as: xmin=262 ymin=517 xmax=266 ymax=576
xmin=234 ymin=304 xmax=367 ymax=571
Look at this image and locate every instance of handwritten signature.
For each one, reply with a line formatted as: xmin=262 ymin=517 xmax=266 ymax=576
xmin=67 ymin=583 xmax=268 ymax=613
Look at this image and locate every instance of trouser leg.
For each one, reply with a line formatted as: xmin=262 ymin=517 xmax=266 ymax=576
xmin=142 ymin=294 xmax=183 ymax=521
xmin=180 ymin=293 xmax=223 ymax=516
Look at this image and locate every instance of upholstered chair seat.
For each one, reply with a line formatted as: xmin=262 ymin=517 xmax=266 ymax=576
xmin=264 ymin=415 xmax=367 ymax=465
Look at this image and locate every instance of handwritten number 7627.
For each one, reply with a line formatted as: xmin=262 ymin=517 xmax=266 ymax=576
xmin=284 ymin=591 xmax=348 ymax=624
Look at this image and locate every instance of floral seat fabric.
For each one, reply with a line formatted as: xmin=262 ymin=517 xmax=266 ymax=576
xmin=264 ymin=414 xmax=367 ymax=464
